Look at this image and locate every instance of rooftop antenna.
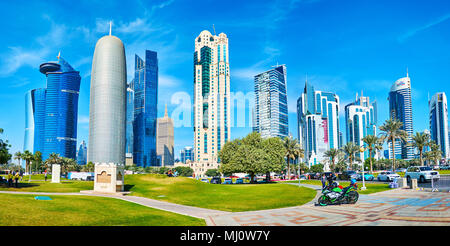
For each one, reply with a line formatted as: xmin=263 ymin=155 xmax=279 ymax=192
xmin=57 ymin=51 xmax=61 ymax=60
xmin=109 ymin=21 xmax=112 ymax=36
xmin=406 ymin=66 xmax=409 ymax=78
xmin=212 ymin=24 xmax=216 ymax=35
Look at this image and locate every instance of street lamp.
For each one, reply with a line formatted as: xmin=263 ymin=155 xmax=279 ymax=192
xmin=359 ymin=146 xmax=367 ymax=190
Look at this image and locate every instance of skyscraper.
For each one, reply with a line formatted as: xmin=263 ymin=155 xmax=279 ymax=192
xmin=180 ymin=146 xmax=193 ymax=164
xmin=388 ymin=72 xmax=414 ymax=160
xmin=126 ymin=80 xmax=134 ymax=155
xmin=253 ymin=65 xmax=289 ymax=139
xmin=429 ymin=92 xmax=449 ymax=159
xmin=193 ymin=30 xmax=230 ymax=177
xmin=133 ymin=50 xmax=158 ymax=167
xmin=76 ymin=140 xmax=87 ymax=165
xmin=88 ymin=30 xmax=127 ymax=165
xmin=35 ymin=55 xmax=81 ymax=160
xmin=297 ymin=81 xmax=341 ymax=166
xmin=345 ymin=93 xmax=377 ymax=161
xmin=24 ymin=88 xmax=46 ymax=155
xmin=156 ymin=105 xmax=174 ymax=166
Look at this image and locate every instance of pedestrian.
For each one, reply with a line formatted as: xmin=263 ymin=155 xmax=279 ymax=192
xmin=14 ymin=172 xmax=20 ymax=188
xmin=7 ymin=172 xmax=13 ymax=187
xmin=44 ymin=171 xmax=48 ymax=182
xmin=321 ymin=173 xmax=327 ymax=189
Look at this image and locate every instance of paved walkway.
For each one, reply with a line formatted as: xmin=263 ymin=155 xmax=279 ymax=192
xmin=2 ymin=184 xmax=449 ymax=226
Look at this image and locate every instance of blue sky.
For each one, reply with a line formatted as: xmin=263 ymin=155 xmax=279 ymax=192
xmin=1 ymin=0 xmax=450 ymax=161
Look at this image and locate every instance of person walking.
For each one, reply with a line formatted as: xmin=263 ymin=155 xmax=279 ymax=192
xmin=14 ymin=172 xmax=20 ymax=188
xmin=321 ymin=173 xmax=327 ymax=189
xmin=44 ymin=171 xmax=48 ymax=182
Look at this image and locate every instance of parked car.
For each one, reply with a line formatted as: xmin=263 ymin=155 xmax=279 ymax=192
xmin=356 ymin=173 xmax=375 ymax=181
xmin=322 ymin=172 xmax=336 ymax=180
xmin=432 ymin=165 xmax=440 ymax=170
xmin=210 ymin=177 xmax=222 ymax=184
xmin=440 ymin=165 xmax=450 ymax=170
xmin=405 ymin=166 xmax=440 ymax=183
xmin=222 ymin=178 xmax=232 ymax=184
xmin=377 ymin=171 xmax=401 ymax=182
xmin=235 ymin=178 xmax=244 ymax=184
xmin=200 ymin=178 xmax=209 ymax=183
xmin=395 ymin=168 xmax=407 ymax=173
xmin=338 ymin=170 xmax=358 ymax=180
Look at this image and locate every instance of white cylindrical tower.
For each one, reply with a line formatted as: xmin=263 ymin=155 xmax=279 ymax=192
xmin=88 ymin=34 xmax=127 ymax=164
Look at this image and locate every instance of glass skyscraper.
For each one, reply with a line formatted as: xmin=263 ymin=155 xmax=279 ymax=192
xmin=76 ymin=140 xmax=87 ymax=165
xmin=253 ymin=65 xmax=289 ymax=139
xmin=133 ymin=50 xmax=158 ymax=167
xmin=388 ymin=72 xmax=414 ymax=160
xmin=180 ymin=146 xmax=193 ymax=164
xmin=429 ymin=92 xmax=449 ymax=159
xmin=345 ymin=94 xmax=377 ymax=161
xmin=26 ymin=56 xmax=81 ymax=161
xmin=297 ymin=81 xmax=341 ymax=167
xmin=126 ymin=80 xmax=134 ymax=156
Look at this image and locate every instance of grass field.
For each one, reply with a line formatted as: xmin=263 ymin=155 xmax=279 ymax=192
xmin=283 ymin=180 xmax=391 ymax=194
xmin=0 ymin=193 xmax=205 ymax=226
xmin=125 ymin=174 xmax=317 ymax=212
xmin=0 ymin=180 xmax=92 ymax=193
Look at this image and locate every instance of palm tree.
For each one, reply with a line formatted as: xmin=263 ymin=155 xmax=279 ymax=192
xmin=342 ymin=142 xmax=359 ymax=170
xmin=33 ymin=151 xmax=43 ymax=173
xmin=283 ymin=136 xmax=298 ymax=180
xmin=293 ymin=145 xmax=305 ymax=177
xmin=22 ymin=150 xmax=34 ymax=182
xmin=379 ymin=118 xmax=409 ymax=172
xmin=362 ymin=135 xmax=380 ymax=173
xmin=14 ymin=151 xmax=23 ymax=169
xmin=426 ymin=141 xmax=443 ymax=166
xmin=410 ymin=132 xmax=431 ymax=166
xmin=324 ymin=148 xmax=339 ymax=172
xmin=45 ymin=153 xmax=61 ymax=165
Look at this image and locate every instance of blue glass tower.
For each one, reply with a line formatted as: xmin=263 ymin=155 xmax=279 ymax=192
xmin=388 ymin=73 xmax=414 ymax=160
xmin=39 ymin=56 xmax=81 ymax=160
xmin=133 ymin=50 xmax=158 ymax=167
xmin=253 ymin=65 xmax=289 ymax=139
xmin=126 ymin=80 xmax=134 ymax=155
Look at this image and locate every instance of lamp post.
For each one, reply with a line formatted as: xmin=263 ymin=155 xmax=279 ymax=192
xmin=359 ymin=146 xmax=367 ymax=190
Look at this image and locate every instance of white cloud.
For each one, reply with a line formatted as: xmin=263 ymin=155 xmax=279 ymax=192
xmin=398 ymin=13 xmax=450 ymax=43
xmin=78 ymin=115 xmax=89 ymax=124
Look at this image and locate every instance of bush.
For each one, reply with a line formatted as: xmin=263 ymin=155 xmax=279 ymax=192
xmin=174 ymin=166 xmax=194 ymax=177
xmin=309 ymin=164 xmax=324 ymax=173
xmin=205 ymin=169 xmax=220 ymax=177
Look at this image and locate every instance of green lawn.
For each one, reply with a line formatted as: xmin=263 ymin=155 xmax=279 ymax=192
xmin=125 ymin=174 xmax=317 ymax=212
xmin=0 ymin=193 xmax=205 ymax=226
xmin=0 ymin=180 xmax=93 ymax=193
xmin=283 ymin=180 xmax=391 ymax=195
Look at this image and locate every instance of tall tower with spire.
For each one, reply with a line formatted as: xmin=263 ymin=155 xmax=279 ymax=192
xmin=156 ymin=104 xmax=174 ymax=166
xmin=88 ymin=22 xmax=127 ymax=165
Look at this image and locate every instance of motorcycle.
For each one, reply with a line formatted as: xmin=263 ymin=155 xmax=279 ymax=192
xmin=317 ymin=181 xmax=359 ymax=206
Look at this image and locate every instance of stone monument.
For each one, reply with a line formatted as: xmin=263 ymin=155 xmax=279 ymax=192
xmin=51 ymin=164 xmax=61 ymax=183
xmin=93 ymin=163 xmax=124 ymax=193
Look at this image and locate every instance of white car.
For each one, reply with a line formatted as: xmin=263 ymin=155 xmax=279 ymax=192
xmin=377 ymin=171 xmax=401 ymax=182
xmin=405 ymin=166 xmax=440 ymax=183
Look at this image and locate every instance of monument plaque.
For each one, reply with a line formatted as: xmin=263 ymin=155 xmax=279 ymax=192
xmin=51 ymin=164 xmax=61 ymax=183
xmin=94 ymin=163 xmax=124 ymax=193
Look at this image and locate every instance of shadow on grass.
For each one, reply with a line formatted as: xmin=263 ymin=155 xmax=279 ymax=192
xmin=0 ymin=182 xmax=40 ymax=189
xmin=124 ymin=184 xmax=135 ymax=191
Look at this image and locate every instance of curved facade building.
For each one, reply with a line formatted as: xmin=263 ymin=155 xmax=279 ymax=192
xmin=40 ymin=58 xmax=81 ymax=160
xmin=88 ymin=34 xmax=127 ymax=165
xmin=388 ymin=74 xmax=414 ymax=160
xmin=24 ymin=88 xmax=46 ymax=156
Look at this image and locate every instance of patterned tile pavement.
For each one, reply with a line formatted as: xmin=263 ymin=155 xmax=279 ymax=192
xmin=206 ymin=188 xmax=450 ymax=226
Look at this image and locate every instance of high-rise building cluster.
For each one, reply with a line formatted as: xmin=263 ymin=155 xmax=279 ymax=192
xmin=22 ymin=24 xmax=450 ymax=173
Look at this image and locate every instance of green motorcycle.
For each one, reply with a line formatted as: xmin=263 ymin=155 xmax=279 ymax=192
xmin=317 ymin=182 xmax=359 ymax=206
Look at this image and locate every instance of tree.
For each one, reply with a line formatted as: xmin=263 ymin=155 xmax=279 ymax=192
xmin=362 ymin=135 xmax=381 ymax=173
xmin=174 ymin=166 xmax=194 ymax=177
xmin=45 ymin=153 xmax=61 ymax=166
xmin=324 ymin=148 xmax=339 ymax=172
xmin=219 ymin=132 xmax=285 ymax=183
xmin=81 ymin=162 xmax=95 ymax=172
xmin=32 ymin=151 xmax=43 ymax=173
xmin=22 ymin=150 xmax=34 ymax=182
xmin=205 ymin=168 xmax=220 ymax=177
xmin=425 ymin=141 xmax=443 ymax=166
xmin=342 ymin=142 xmax=359 ymax=169
xmin=283 ymin=136 xmax=301 ymax=180
xmin=0 ymin=128 xmax=12 ymax=166
xmin=310 ymin=164 xmax=324 ymax=173
xmin=410 ymin=132 xmax=431 ymax=166
xmin=379 ymin=118 xmax=408 ymax=171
